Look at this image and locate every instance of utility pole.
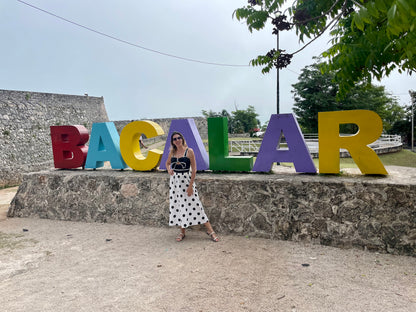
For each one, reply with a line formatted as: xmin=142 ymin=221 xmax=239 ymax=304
xmin=412 ymin=92 xmax=415 ymax=152
xmin=275 ymin=30 xmax=280 ymax=166
xmin=276 ymin=30 xmax=280 ymax=114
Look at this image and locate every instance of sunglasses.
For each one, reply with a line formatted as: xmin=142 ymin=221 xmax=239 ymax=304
xmin=172 ymin=137 xmax=182 ymax=141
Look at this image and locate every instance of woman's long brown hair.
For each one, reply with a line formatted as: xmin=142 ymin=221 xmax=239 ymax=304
xmin=170 ymin=131 xmax=187 ymax=153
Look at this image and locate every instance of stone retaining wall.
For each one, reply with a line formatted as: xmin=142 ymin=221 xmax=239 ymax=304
xmin=113 ymin=117 xmax=208 ymax=145
xmin=0 ymin=89 xmax=108 ymax=187
xmin=0 ymin=87 xmax=208 ymax=188
xmin=8 ymin=169 xmax=416 ymax=256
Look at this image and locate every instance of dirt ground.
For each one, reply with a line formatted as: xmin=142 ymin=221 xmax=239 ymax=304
xmin=0 ymin=187 xmax=415 ymax=312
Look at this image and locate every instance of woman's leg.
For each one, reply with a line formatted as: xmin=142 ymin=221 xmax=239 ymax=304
xmin=204 ymin=222 xmax=219 ymax=242
xmin=176 ymin=227 xmax=186 ymax=242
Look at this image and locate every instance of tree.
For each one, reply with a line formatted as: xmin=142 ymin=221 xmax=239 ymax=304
xmin=201 ymin=106 xmax=260 ymax=134
xmin=202 ymin=109 xmax=232 ymax=133
xmin=201 ymin=109 xmax=230 ymax=119
xmin=389 ymin=91 xmax=416 ymax=147
xmin=230 ymin=105 xmax=260 ymax=134
xmin=234 ymin=0 xmax=416 ymax=96
xmin=291 ymin=61 xmax=338 ymax=133
xmin=292 ymin=61 xmax=405 ymax=133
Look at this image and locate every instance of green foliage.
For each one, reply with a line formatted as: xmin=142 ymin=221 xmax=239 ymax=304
xmin=202 ymin=109 xmax=232 ymax=132
xmin=235 ymin=0 xmax=416 ymax=95
xmin=230 ymin=105 xmax=260 ymax=134
xmin=250 ymin=54 xmax=276 ymax=74
xmin=201 ymin=109 xmax=230 ymax=119
xmin=261 ymin=120 xmax=269 ymax=131
xmin=234 ymin=7 xmax=270 ymax=32
xmin=202 ymin=106 xmax=260 ymax=134
xmin=323 ymin=0 xmax=416 ymax=95
xmin=292 ymin=60 xmax=405 ymax=133
xmin=388 ymin=91 xmax=416 ymax=146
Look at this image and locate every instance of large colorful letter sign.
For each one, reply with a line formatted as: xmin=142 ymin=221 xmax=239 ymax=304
xmin=120 ymin=120 xmax=164 ymax=171
xmin=50 ymin=125 xmax=89 ymax=169
xmin=208 ymin=117 xmax=253 ymax=172
xmin=318 ymin=110 xmax=387 ymax=175
xmin=159 ymin=119 xmax=209 ymax=170
xmin=50 ymin=111 xmax=389 ymax=175
xmin=85 ymin=122 xmax=128 ymax=170
xmin=253 ymin=114 xmax=316 ymax=173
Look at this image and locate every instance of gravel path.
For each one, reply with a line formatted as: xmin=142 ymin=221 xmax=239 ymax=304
xmin=0 ymin=216 xmax=415 ymax=312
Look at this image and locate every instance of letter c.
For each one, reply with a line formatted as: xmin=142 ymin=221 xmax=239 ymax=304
xmin=120 ymin=120 xmax=164 ymax=171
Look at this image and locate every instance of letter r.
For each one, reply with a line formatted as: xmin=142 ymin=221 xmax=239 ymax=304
xmin=318 ymin=110 xmax=387 ymax=174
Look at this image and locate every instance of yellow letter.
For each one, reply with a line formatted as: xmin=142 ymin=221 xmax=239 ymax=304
xmin=318 ymin=110 xmax=387 ymax=175
xmin=120 ymin=120 xmax=164 ymax=171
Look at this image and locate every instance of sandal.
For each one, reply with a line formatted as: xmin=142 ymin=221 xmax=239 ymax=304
xmin=207 ymin=231 xmax=219 ymax=242
xmin=176 ymin=232 xmax=185 ymax=242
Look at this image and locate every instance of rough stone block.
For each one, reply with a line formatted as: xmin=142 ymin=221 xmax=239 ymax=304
xmin=7 ymin=168 xmax=416 ymax=256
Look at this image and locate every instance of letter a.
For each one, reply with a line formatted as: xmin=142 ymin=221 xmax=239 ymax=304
xmin=318 ymin=110 xmax=387 ymax=175
xmin=252 ymin=114 xmax=316 ymax=173
xmin=159 ymin=119 xmax=209 ymax=170
xmin=85 ymin=122 xmax=128 ymax=169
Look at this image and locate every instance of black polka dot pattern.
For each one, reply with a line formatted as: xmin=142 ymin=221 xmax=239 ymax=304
xmin=168 ymin=171 xmax=208 ymax=228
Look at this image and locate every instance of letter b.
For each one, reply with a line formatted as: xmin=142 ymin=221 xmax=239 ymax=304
xmin=50 ymin=125 xmax=89 ymax=169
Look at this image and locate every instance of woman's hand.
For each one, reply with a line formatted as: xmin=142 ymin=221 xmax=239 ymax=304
xmin=168 ymin=168 xmax=174 ymax=176
xmin=187 ymin=185 xmax=193 ymax=196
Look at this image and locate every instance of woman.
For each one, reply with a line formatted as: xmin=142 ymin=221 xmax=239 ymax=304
xmin=165 ymin=131 xmax=219 ymax=242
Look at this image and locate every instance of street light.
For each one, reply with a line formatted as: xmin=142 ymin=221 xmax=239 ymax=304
xmin=410 ymin=90 xmax=415 ymax=152
xmin=412 ymin=95 xmax=414 ymax=152
xmin=276 ymin=30 xmax=280 ymax=114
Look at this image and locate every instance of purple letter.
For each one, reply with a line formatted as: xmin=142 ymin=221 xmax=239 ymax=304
xmin=159 ymin=119 xmax=209 ymax=170
xmin=252 ymin=114 xmax=316 ymax=173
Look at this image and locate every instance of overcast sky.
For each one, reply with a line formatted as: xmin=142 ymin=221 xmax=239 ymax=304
xmin=1 ymin=0 xmax=414 ymax=125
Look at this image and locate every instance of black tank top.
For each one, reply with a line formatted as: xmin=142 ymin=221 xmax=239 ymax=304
xmin=171 ymin=148 xmax=191 ymax=172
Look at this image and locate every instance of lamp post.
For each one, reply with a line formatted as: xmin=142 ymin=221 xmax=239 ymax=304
xmin=276 ymin=30 xmax=280 ymax=114
xmin=412 ymin=95 xmax=414 ymax=152
xmin=410 ymin=90 xmax=415 ymax=152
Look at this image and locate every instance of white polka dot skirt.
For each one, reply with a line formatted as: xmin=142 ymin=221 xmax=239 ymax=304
xmin=169 ymin=171 xmax=208 ymax=228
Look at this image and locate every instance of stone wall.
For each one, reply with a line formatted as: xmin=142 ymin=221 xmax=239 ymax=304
xmin=8 ymin=168 xmax=416 ymax=256
xmin=113 ymin=117 xmax=208 ymax=143
xmin=0 ymin=88 xmax=208 ymax=187
xmin=0 ymin=89 xmax=108 ymax=187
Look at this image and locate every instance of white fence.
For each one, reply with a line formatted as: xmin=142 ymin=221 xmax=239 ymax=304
xmin=229 ymin=140 xmax=262 ymax=153
xmin=229 ymin=134 xmax=402 ymax=154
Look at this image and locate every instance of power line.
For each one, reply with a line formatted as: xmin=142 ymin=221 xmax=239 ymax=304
xmin=16 ymin=0 xmax=250 ymax=68
xmin=285 ymin=67 xmax=300 ymax=75
xmin=16 ymin=0 xmax=304 ymax=75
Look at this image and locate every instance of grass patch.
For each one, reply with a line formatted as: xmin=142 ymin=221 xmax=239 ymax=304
xmin=0 ymin=184 xmax=19 ymax=190
xmin=378 ymin=149 xmax=416 ymax=168
xmin=282 ymin=150 xmax=416 ymax=169
xmin=0 ymin=232 xmax=37 ymax=250
xmin=312 ymin=157 xmax=359 ymax=169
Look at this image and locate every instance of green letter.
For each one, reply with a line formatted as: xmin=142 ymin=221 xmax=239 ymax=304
xmin=208 ymin=117 xmax=253 ymax=172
